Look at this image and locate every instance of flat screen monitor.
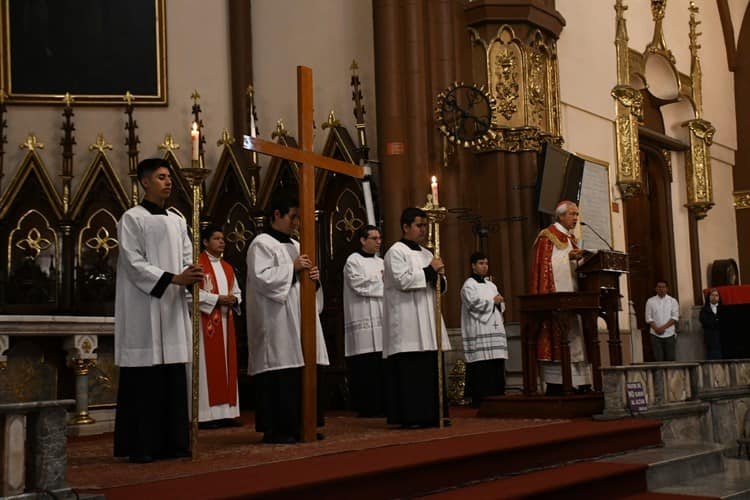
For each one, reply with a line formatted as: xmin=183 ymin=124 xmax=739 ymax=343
xmin=536 ymin=142 xmax=584 ymax=215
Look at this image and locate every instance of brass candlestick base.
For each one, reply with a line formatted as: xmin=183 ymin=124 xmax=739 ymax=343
xmin=183 ymin=163 xmax=211 ymax=460
xmin=421 ymin=194 xmax=448 ymax=428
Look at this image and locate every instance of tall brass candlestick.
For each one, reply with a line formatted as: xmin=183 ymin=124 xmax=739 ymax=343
xmin=182 ymin=159 xmax=211 ymax=459
xmin=421 ymin=194 xmax=447 ymax=429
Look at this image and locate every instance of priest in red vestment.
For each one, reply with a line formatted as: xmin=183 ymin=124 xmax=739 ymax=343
xmin=197 ymin=225 xmax=242 ymax=428
xmin=529 ymin=201 xmax=591 ymax=393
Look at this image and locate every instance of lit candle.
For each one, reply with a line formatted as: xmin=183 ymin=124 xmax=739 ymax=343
xmin=191 ymin=122 xmax=200 ymax=162
xmin=250 ymin=110 xmax=257 ymax=139
xmin=431 ymin=176 xmax=439 ymax=205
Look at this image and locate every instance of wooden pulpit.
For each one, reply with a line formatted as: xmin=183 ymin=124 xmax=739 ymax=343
xmin=518 ymin=291 xmax=603 ymax=395
xmin=576 ymin=250 xmax=629 ymax=366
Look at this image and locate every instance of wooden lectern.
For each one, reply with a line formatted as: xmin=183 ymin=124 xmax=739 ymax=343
xmin=576 ymin=250 xmax=629 ymax=366
xmin=519 ymin=250 xmax=628 ymax=395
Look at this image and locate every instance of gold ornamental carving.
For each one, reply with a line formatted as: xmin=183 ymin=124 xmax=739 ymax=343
xmin=467 ymin=24 xmax=562 ymax=152
xmin=733 ymin=191 xmax=750 ymax=210
xmin=225 ymin=219 xmax=254 ymax=253
xmin=494 ymin=48 xmax=520 ymax=121
xmin=84 ymin=226 xmax=119 ymax=258
xmin=684 ymin=118 xmax=715 ymax=219
xmin=612 ymin=1 xmax=644 ymax=198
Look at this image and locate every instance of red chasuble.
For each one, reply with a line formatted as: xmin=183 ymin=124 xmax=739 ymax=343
xmin=199 ymin=251 xmax=238 ymax=406
xmin=529 ymin=224 xmax=578 ymax=362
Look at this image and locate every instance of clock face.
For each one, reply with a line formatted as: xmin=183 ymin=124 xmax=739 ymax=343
xmin=435 ymin=83 xmax=494 ymax=147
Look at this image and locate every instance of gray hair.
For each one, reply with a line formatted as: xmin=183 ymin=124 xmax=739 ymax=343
xmin=555 ymin=201 xmax=576 ymax=220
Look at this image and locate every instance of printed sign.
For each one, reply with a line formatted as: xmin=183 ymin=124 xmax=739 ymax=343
xmin=626 ymin=381 xmax=648 ymax=413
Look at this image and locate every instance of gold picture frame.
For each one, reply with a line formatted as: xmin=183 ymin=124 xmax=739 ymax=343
xmin=0 ymin=0 xmax=167 ymax=105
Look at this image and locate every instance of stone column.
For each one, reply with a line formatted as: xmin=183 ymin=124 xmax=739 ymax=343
xmin=0 ymin=335 xmax=8 ymax=370
xmin=0 ymin=413 xmax=25 ymax=497
xmin=64 ymin=335 xmax=98 ymax=425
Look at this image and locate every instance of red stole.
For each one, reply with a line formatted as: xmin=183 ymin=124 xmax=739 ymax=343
xmin=199 ymin=251 xmax=238 ymax=406
xmin=529 ymin=225 xmax=578 ymax=361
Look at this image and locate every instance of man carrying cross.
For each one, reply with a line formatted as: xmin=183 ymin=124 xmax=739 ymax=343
xmin=245 ymin=194 xmax=328 ymax=444
xmin=243 ymin=66 xmax=364 ymax=442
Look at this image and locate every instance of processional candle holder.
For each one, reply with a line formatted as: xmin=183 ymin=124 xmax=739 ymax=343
xmin=182 ymin=158 xmax=211 ymax=459
xmin=421 ymin=193 xmax=448 ymax=429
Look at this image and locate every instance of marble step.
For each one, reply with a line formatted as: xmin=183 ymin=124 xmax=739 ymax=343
xmin=599 ymin=442 xmax=726 ymax=490
xmin=652 ymin=458 xmax=750 ymax=499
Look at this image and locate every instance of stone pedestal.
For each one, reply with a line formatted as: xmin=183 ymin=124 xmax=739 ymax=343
xmin=0 ymin=400 xmax=74 ymax=497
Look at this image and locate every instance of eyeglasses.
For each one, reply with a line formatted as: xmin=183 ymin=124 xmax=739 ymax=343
xmin=366 ymin=236 xmax=382 ymax=241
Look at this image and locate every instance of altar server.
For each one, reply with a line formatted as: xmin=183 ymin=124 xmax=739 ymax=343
xmin=196 ymin=225 xmax=242 ymax=428
xmin=114 ymin=158 xmax=203 ymax=463
xmin=343 ymin=225 xmax=385 ymax=417
xmin=460 ymin=252 xmax=507 ymax=407
xmin=245 ymin=195 xmax=329 ymax=443
xmin=383 ymin=207 xmax=451 ymax=428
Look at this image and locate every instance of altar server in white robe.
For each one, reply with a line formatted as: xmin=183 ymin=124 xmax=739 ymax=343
xmin=460 ymin=252 xmax=508 ymax=408
xmin=383 ymin=207 xmax=451 ymax=428
xmin=246 ymin=195 xmax=329 ymax=444
xmin=195 ymin=225 xmax=242 ymax=428
xmin=343 ymin=225 xmax=385 ymax=417
xmin=114 ymin=158 xmax=204 ymax=463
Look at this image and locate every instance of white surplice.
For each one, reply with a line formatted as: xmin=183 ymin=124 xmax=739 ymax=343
xmin=382 ymin=241 xmax=450 ymax=357
xmin=541 ymin=222 xmax=591 ymax=386
xmin=195 ymin=254 xmax=242 ymax=421
xmin=460 ymin=277 xmax=507 ymax=363
xmin=115 ymin=205 xmax=192 ymax=367
xmin=343 ymin=252 xmax=384 ymax=357
xmin=245 ymin=233 xmax=329 ymax=376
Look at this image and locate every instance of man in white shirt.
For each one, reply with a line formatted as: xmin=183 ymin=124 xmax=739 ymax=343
xmin=383 ymin=207 xmax=451 ymax=428
xmin=246 ymin=195 xmax=329 ymax=443
xmin=645 ymin=280 xmax=679 ymax=361
xmin=343 ymin=225 xmax=385 ymax=417
xmin=114 ymin=158 xmax=204 ymax=463
xmin=460 ymin=252 xmax=507 ymax=407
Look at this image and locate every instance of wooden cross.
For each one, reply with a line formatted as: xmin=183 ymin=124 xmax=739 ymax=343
xmin=243 ymin=66 xmax=364 ymax=442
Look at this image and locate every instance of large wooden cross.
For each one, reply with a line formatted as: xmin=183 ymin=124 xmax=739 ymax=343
xmin=243 ymin=66 xmax=364 ymax=442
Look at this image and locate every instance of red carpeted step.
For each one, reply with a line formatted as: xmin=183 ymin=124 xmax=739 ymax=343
xmin=422 ymin=461 xmax=649 ymax=499
xmin=86 ymin=418 xmax=663 ymax=500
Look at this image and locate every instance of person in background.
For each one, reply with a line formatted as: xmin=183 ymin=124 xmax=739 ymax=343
xmin=699 ymin=288 xmax=722 ymax=360
xmin=460 ymin=252 xmax=508 ymax=408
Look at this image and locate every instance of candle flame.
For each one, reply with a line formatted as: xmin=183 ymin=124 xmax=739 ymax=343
xmin=192 ymin=122 xmax=198 ymax=132
xmin=431 ymin=176 xmax=437 ymax=183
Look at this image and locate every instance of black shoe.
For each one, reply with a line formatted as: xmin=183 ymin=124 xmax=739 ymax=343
xmin=442 ymin=418 xmax=452 ymax=427
xmin=262 ymin=433 xmax=297 ymax=444
xmin=545 ymin=383 xmax=564 ymax=396
xmin=316 ymin=432 xmax=325 ymax=441
xmin=129 ymin=455 xmax=154 ymax=464
xmin=199 ymin=421 xmax=222 ymax=430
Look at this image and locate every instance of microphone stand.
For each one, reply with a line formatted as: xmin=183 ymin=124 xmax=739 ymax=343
xmin=580 ymin=221 xmax=614 ymax=251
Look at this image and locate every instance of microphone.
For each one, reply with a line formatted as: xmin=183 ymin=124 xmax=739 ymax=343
xmin=580 ymin=221 xmax=614 ymax=251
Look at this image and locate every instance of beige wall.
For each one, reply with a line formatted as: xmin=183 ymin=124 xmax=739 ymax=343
xmin=2 ymin=0 xmax=233 ymax=195
xmin=556 ymin=0 xmax=739 ymax=355
xmin=250 ymin=0 xmax=377 ymax=169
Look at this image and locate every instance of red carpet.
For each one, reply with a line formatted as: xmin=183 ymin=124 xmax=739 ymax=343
xmin=70 ymin=410 xmax=663 ymax=499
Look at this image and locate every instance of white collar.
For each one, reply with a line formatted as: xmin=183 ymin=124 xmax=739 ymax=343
xmin=206 ymin=252 xmax=222 ymax=262
xmin=554 ymin=222 xmax=571 ymax=235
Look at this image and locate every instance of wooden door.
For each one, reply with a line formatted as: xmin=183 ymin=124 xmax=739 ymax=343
xmin=623 ymin=147 xmax=678 ymax=361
